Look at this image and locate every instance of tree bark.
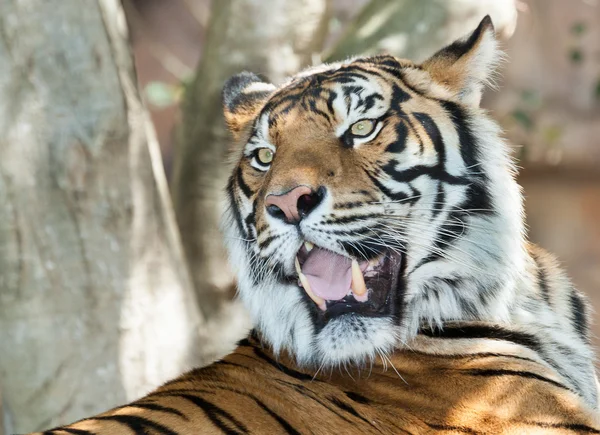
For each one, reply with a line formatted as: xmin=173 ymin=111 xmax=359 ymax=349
xmin=324 ymin=0 xmax=518 ymax=62
xmin=0 ymin=0 xmax=205 ymax=432
xmin=171 ymin=0 xmax=331 ymax=319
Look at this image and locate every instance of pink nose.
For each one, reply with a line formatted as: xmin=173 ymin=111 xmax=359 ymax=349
xmin=265 ymin=186 xmax=322 ymax=223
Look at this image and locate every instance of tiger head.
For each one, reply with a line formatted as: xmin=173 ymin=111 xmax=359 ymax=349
xmin=222 ymin=16 xmax=525 ymax=367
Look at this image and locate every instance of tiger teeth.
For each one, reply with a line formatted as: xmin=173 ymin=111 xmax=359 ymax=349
xmin=304 ymin=241 xmax=314 ymax=252
xmin=295 ymin=257 xmax=326 ymax=311
xmin=351 ymin=259 xmax=367 ymax=297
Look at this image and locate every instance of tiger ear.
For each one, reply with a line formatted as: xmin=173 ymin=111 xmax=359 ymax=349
xmin=222 ymin=72 xmax=276 ymax=139
xmin=420 ymin=15 xmax=501 ymax=107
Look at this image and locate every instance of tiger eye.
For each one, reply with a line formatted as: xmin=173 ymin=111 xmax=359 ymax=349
xmin=257 ymin=148 xmax=274 ymax=165
xmin=350 ymin=119 xmax=375 ymax=136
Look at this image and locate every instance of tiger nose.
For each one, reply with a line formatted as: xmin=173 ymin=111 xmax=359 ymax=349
xmin=265 ymin=186 xmax=325 ymax=224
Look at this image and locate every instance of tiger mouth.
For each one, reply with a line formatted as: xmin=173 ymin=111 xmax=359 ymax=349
xmin=294 ymin=242 xmax=402 ymax=320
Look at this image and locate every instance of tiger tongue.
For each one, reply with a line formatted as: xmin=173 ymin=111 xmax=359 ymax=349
xmin=301 ymin=247 xmax=353 ymax=301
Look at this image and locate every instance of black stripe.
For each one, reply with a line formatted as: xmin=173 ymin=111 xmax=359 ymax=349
xmin=420 ymin=325 xmax=544 ymax=356
xmin=322 ymin=213 xmax=380 ymax=225
xmin=165 ymin=379 xmax=300 ymax=435
xmin=46 ymin=428 xmax=92 ymax=435
xmin=236 ymin=166 xmax=253 ymax=198
xmin=438 ymin=100 xmax=482 ymax=177
xmin=426 ymin=423 xmax=479 ymax=434
xmin=345 ymin=391 xmax=371 ymax=404
xmin=251 ymin=347 xmax=316 ymax=382
xmin=258 ymin=234 xmax=279 ymax=250
xmin=365 ymin=171 xmax=414 ymax=203
xmin=531 ymin=252 xmax=550 ymax=304
xmin=237 ymin=337 xmax=253 ymax=347
xmin=326 ymin=90 xmax=337 ymax=115
xmin=413 ymin=112 xmax=446 ymax=163
xmin=226 ymin=175 xmax=248 ymax=240
xmin=389 ymin=83 xmax=412 ymax=107
xmin=178 ymin=394 xmax=248 ymax=434
xmin=386 ymin=118 xmax=409 ymax=154
xmin=409 ymin=350 xmax=538 ymax=364
xmin=318 ymin=225 xmax=381 ymax=237
xmin=128 ymin=402 xmax=187 ymax=418
xmin=214 ymin=360 xmax=250 ymax=370
xmin=432 ymin=182 xmax=445 ymax=217
xmin=271 ymin=379 xmax=361 ymax=426
xmin=362 ymin=92 xmax=384 ymax=112
xmin=333 ymin=201 xmax=364 ymax=210
xmin=93 ymin=415 xmax=179 ymax=435
xmin=307 ymin=98 xmax=332 ymax=123
xmin=410 ymin=210 xmax=466 ymax=271
xmin=461 ymin=368 xmax=569 ymax=391
xmin=251 ymin=398 xmax=301 ymax=435
xmin=569 ymin=289 xmax=589 ymax=341
xmin=521 ymin=421 xmax=600 ymax=434
xmin=329 ymin=397 xmax=373 ymax=427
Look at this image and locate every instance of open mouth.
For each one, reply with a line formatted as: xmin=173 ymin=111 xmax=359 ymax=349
xmin=294 ymin=242 xmax=402 ymax=320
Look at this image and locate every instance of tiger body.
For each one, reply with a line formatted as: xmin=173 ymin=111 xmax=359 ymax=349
xmin=31 ymin=16 xmax=599 ymax=435
xmin=39 ymin=327 xmax=600 ymax=435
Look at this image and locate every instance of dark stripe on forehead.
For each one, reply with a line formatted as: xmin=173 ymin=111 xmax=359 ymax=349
xmin=390 ymin=83 xmax=412 ymax=107
xmin=363 ymin=92 xmax=384 ymax=112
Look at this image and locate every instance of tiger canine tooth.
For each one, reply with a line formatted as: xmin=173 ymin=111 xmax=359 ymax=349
xmin=295 ymin=257 xmax=326 ymax=310
xmin=304 ymin=241 xmax=314 ymax=252
xmin=351 ymin=259 xmax=367 ymax=297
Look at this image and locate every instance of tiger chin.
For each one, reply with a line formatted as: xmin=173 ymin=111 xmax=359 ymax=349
xmin=31 ymin=16 xmax=600 ymax=435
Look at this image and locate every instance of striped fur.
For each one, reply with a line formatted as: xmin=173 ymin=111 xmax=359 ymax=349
xmin=29 ymin=16 xmax=599 ymax=434
xmin=35 ymin=329 xmax=600 ymax=434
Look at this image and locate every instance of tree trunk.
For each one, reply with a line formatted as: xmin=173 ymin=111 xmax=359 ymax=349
xmin=0 ymin=0 xmax=205 ymax=432
xmin=324 ymin=0 xmax=518 ymax=62
xmin=171 ymin=0 xmax=330 ymax=319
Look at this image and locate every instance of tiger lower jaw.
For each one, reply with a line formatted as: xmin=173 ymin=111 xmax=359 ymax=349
xmin=294 ymin=241 xmax=403 ymax=322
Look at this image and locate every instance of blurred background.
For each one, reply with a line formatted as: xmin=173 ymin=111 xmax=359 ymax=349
xmin=0 ymin=0 xmax=599 ymax=433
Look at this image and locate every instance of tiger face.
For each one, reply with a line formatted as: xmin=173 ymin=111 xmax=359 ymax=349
xmin=222 ymin=17 xmax=525 ymax=367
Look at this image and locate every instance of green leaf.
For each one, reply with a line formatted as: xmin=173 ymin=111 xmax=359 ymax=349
xmin=144 ymin=81 xmax=179 ymax=108
xmin=594 ymin=78 xmax=600 ymax=101
xmin=511 ymin=109 xmax=534 ymax=131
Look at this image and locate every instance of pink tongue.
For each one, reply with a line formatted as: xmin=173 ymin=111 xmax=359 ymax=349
xmin=301 ymin=248 xmax=352 ymax=301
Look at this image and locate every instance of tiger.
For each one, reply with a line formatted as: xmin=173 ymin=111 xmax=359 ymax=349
xmin=30 ymin=15 xmax=600 ymax=435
